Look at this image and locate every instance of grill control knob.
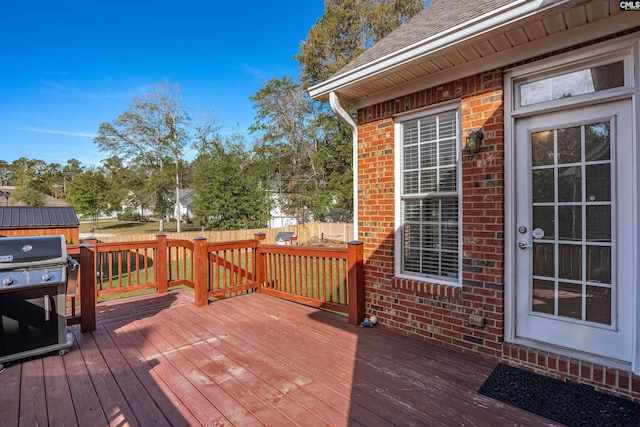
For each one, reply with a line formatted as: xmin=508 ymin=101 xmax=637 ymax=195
xmin=42 ymin=273 xmax=52 ymax=282
xmin=2 ymin=277 xmax=13 ymax=286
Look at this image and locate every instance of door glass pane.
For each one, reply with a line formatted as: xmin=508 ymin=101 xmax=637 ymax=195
xmin=558 ymin=166 xmax=581 ymax=202
xmin=532 ymin=280 xmax=555 ymax=314
xmin=585 ymin=122 xmax=610 ymax=161
xmin=533 ymin=243 xmax=554 ymax=277
xmin=528 ymin=119 xmax=613 ymax=327
xmin=557 ymin=126 xmax=581 ymax=164
xmin=558 ymin=244 xmax=581 ymax=280
xmin=586 ymin=286 xmax=611 ymax=325
xmin=586 ymin=206 xmax=611 ymax=242
xmin=558 ymin=283 xmax=582 ymax=320
xmin=586 ymin=164 xmax=611 ymax=201
xmin=532 ymin=131 xmax=554 ymax=166
xmin=533 ymin=169 xmax=554 ymax=202
xmin=587 ymin=246 xmax=611 ymax=284
xmin=533 ymin=206 xmax=555 ymax=240
xmin=558 ymin=206 xmax=581 ymax=240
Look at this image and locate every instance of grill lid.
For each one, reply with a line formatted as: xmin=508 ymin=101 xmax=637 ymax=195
xmin=0 ymin=235 xmax=67 ymax=270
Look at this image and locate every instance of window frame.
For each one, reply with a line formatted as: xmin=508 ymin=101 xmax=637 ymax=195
xmin=394 ymin=102 xmax=462 ymax=286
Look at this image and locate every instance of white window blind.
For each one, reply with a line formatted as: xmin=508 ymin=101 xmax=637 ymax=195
xmin=400 ymin=110 xmax=460 ymax=281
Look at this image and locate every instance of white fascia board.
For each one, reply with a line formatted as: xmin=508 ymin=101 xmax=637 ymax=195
xmin=308 ymin=0 xmax=567 ymax=100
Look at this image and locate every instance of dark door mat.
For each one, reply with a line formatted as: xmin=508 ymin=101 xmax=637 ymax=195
xmin=479 ymin=363 xmax=640 ymax=427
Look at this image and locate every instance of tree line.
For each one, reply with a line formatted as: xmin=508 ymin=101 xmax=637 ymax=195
xmin=1 ymin=1 xmax=425 ymax=232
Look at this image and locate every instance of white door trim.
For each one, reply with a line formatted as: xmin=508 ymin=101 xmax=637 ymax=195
xmin=504 ymin=36 xmax=640 ymax=372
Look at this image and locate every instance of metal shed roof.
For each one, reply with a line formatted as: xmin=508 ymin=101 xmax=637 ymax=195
xmin=0 ymin=206 xmax=80 ymax=228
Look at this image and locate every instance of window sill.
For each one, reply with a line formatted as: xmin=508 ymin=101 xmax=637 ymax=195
xmin=392 ymin=276 xmax=462 ymax=299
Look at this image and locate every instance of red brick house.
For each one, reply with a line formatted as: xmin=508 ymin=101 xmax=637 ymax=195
xmin=309 ymin=0 xmax=640 ymax=399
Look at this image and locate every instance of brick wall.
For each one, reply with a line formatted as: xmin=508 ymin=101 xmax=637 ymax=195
xmin=355 ymin=69 xmax=640 ymax=401
xmin=357 ymin=70 xmax=505 ymax=357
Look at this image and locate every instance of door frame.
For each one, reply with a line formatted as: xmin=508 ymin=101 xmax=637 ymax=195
xmin=504 ymin=36 xmax=640 ymax=372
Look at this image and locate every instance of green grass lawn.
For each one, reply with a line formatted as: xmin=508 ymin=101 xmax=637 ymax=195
xmin=80 ymin=220 xmax=202 ymax=235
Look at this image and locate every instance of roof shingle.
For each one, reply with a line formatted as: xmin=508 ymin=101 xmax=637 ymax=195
xmin=333 ymin=0 xmax=522 ymax=77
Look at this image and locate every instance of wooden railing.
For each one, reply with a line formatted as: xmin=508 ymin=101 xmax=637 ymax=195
xmin=167 ymin=238 xmax=194 ymax=288
xmin=72 ymin=233 xmax=364 ymax=333
xmin=257 ymin=243 xmax=364 ymax=321
xmin=194 ymin=236 xmax=263 ymax=306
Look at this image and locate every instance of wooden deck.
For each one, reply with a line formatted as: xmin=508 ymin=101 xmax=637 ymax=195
xmin=0 ymin=290 xmax=560 ymax=426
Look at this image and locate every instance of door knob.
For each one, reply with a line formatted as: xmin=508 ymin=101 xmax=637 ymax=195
xmin=518 ymin=241 xmax=532 ymax=249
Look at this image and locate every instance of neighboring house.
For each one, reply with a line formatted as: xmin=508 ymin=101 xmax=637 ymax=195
xmin=170 ymin=188 xmax=196 ymax=222
xmin=310 ymin=0 xmax=640 ymax=400
xmin=0 ymin=206 xmax=80 ymax=244
xmin=267 ymin=192 xmax=299 ymax=228
xmin=166 ymin=189 xmax=301 ymax=227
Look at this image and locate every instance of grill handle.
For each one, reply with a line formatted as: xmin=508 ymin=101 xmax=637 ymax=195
xmin=66 ymin=256 xmax=80 ymax=297
xmin=44 ymin=294 xmax=51 ymax=321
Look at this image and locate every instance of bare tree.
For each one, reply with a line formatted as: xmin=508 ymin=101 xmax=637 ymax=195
xmin=95 ymin=82 xmax=190 ymax=232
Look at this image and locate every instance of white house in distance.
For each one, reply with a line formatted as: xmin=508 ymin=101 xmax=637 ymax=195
xmin=171 ymin=188 xmax=196 ymax=223
xmin=267 ymin=192 xmax=299 ymax=228
xmin=310 ymin=0 xmax=640 ymax=400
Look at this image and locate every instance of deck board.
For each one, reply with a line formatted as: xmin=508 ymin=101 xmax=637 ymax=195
xmin=19 ymin=358 xmax=47 ymax=427
xmin=102 ymin=320 xmax=201 ymax=427
xmin=43 ymin=355 xmax=77 ymax=427
xmin=0 ymin=363 xmax=20 ymax=427
xmin=63 ymin=330 xmax=108 ymax=426
xmin=1 ymin=290 xmax=561 ymax=426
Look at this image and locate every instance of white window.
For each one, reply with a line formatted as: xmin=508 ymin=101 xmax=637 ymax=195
xmin=517 ymin=60 xmax=625 ymax=107
xmin=396 ymin=107 xmax=461 ymax=283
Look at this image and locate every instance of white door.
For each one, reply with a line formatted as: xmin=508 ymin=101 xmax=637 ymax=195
xmin=515 ymin=100 xmax=633 ymax=363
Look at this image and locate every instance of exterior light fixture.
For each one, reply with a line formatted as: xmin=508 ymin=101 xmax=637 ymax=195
xmin=465 ymin=130 xmax=483 ymax=154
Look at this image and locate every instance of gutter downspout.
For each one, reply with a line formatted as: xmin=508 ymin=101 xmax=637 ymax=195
xmin=329 ymin=92 xmax=358 ymax=239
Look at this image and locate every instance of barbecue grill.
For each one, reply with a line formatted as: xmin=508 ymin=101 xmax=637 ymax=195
xmin=0 ymin=235 xmax=75 ymax=369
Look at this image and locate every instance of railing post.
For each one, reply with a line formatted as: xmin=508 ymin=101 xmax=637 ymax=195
xmin=79 ymin=243 xmax=97 ymax=332
xmin=254 ymin=232 xmax=266 ymax=293
xmin=193 ymin=237 xmax=208 ymax=307
xmin=156 ymin=234 xmax=168 ymax=294
xmin=347 ymin=241 xmax=365 ymax=326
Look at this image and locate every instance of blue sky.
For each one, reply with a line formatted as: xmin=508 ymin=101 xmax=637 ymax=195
xmin=0 ymin=1 xmax=325 ymax=166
